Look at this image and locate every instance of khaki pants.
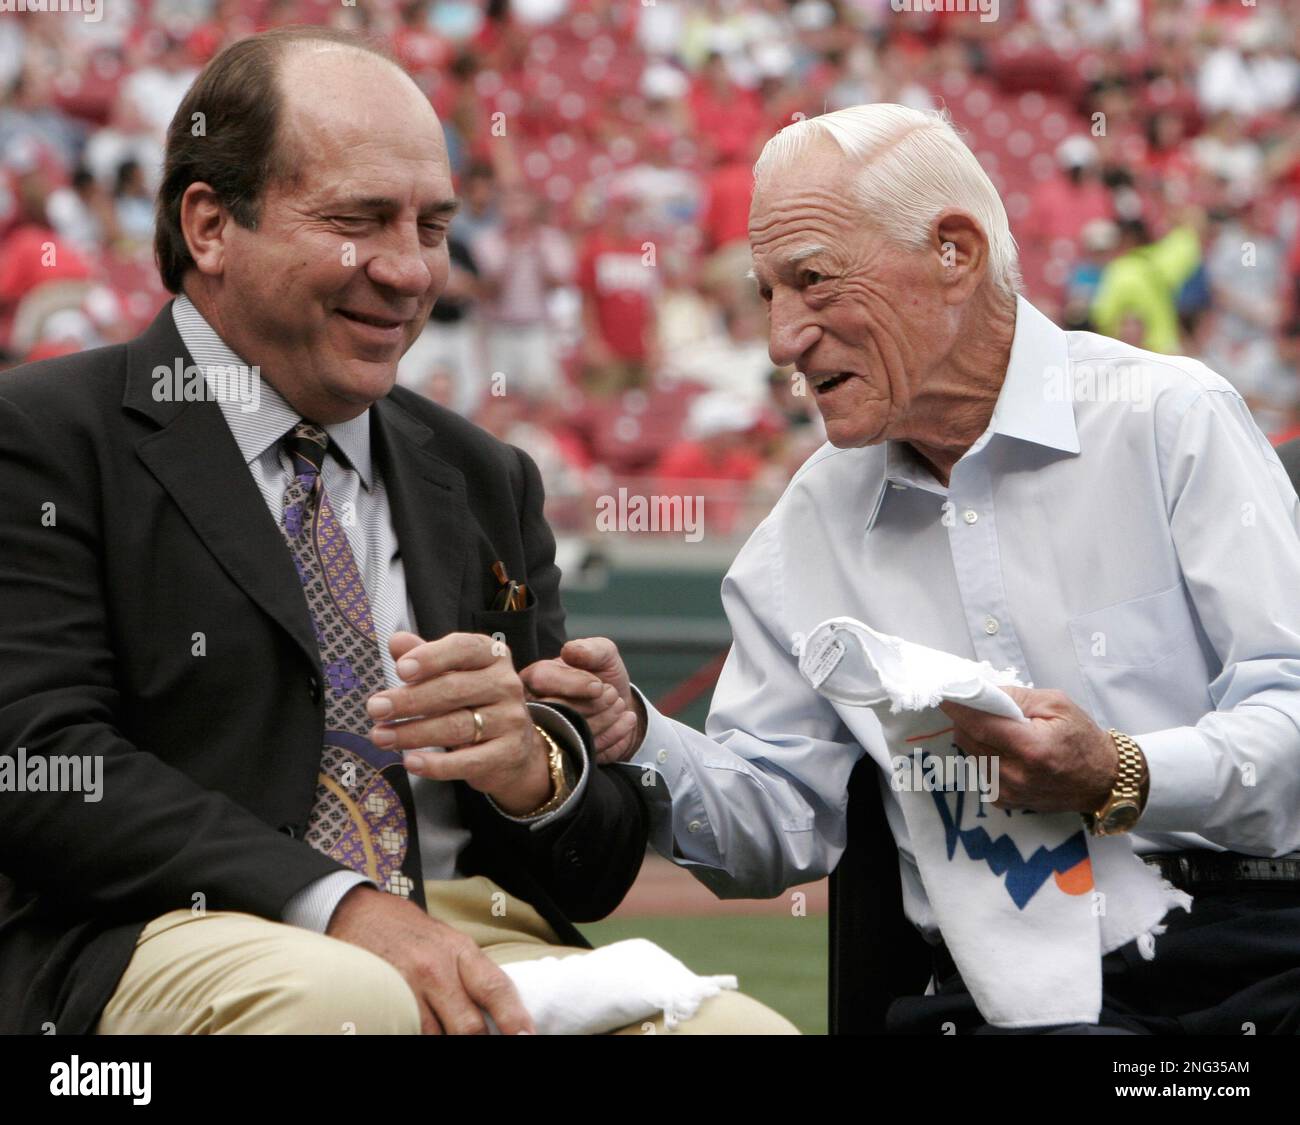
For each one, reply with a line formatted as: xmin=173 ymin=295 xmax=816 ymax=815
xmin=94 ymin=877 xmax=799 ymax=1035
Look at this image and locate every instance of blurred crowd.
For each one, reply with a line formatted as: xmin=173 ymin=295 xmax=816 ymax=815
xmin=3 ymin=0 xmax=1300 ymax=538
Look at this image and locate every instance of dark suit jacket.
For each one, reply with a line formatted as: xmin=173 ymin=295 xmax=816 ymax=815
xmin=0 ymin=303 xmax=647 ymax=1034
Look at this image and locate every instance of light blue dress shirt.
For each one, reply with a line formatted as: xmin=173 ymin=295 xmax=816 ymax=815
xmin=619 ymin=296 xmax=1300 ymax=938
xmin=172 ymin=296 xmax=587 ymax=932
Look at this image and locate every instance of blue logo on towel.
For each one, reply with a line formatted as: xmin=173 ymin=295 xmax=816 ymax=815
xmin=930 ymin=782 xmax=1090 ymax=910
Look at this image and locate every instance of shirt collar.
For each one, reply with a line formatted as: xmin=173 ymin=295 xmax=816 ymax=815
xmin=170 ymin=294 xmax=374 ymax=489
xmin=865 ymin=295 xmax=1079 ymax=530
xmin=985 ymin=294 xmax=1080 ymax=456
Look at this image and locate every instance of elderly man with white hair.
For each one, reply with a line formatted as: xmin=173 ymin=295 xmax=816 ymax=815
xmin=525 ymin=103 xmax=1300 ymax=1035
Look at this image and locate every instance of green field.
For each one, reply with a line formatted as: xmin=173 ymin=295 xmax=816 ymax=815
xmin=578 ymin=913 xmax=829 ymax=1035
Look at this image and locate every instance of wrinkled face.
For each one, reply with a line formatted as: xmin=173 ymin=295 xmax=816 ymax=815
xmin=749 ymin=141 xmax=958 ymax=448
xmin=209 ymin=48 xmax=455 ymax=423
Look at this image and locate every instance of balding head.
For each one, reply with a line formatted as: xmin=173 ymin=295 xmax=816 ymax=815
xmin=165 ymin=26 xmax=459 ymax=424
xmin=155 ymin=27 xmax=425 ymax=293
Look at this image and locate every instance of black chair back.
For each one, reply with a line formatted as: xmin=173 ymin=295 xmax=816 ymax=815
xmin=828 ymin=757 xmax=933 ymax=1034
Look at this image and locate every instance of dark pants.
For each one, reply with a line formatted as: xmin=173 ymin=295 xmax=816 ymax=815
xmin=886 ymin=886 xmax=1300 ymax=1035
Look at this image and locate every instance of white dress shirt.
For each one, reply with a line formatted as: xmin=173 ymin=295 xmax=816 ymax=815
xmin=172 ymin=296 xmax=587 ymax=931
xmin=619 ymin=295 xmax=1300 ymax=939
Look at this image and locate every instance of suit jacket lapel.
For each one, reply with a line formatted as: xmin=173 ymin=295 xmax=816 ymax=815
xmin=371 ymin=396 xmax=468 ymax=643
xmin=123 ymin=303 xmax=320 ymax=670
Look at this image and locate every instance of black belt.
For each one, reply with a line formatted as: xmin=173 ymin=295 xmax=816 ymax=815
xmin=1142 ymin=849 xmax=1300 ymax=892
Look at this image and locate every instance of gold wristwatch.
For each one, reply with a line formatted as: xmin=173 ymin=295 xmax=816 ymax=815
xmin=520 ymin=724 xmax=574 ymax=818
xmin=1085 ymin=729 xmax=1148 ymax=836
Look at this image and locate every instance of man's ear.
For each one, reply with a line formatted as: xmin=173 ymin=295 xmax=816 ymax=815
xmin=179 ymin=182 xmax=230 ymax=279
xmin=932 ymin=209 xmax=989 ymax=305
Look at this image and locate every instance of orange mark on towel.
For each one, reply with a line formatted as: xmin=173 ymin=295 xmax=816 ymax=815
xmin=1055 ymin=857 xmax=1094 ymax=896
xmin=905 ymin=726 xmax=955 ymax=743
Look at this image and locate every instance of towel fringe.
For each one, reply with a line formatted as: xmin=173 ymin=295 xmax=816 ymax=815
xmin=1134 ymin=879 xmax=1194 ymax=961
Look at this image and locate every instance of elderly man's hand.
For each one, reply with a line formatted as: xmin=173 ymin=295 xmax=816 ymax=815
xmin=520 ymin=638 xmax=644 ymax=764
xmin=328 ymin=884 xmax=533 ymax=1035
xmin=366 ymin=631 xmax=552 ymax=816
xmin=938 ymin=686 xmax=1118 ymax=813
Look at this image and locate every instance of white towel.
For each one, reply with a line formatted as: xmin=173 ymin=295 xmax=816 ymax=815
xmin=488 ymin=938 xmax=738 ymax=1035
xmin=799 ymin=616 xmax=1190 ymax=1029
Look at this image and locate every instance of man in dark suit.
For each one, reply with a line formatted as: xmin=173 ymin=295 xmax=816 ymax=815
xmin=0 ymin=27 xmax=794 ymax=1036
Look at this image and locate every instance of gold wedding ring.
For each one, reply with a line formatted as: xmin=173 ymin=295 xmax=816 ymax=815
xmin=470 ymin=709 xmax=485 ymax=745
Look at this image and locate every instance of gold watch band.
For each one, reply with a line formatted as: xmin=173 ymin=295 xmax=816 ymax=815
xmin=519 ymin=724 xmax=573 ymax=818
xmin=1087 ymin=729 xmax=1147 ymax=835
xmin=1108 ymin=729 xmax=1146 ymax=803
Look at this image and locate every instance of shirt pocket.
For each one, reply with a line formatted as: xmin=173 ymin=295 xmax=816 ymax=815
xmin=1066 ymin=582 xmax=1209 ymax=728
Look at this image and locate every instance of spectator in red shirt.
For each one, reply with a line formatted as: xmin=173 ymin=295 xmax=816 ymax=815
xmin=394 ymin=0 xmax=452 ymax=77
xmin=0 ymin=167 xmax=91 ymax=358
xmin=472 ymin=186 xmax=574 ymax=402
xmin=655 ymin=392 xmax=763 ymax=536
xmin=688 ymin=52 xmax=765 ymax=166
xmin=1141 ymin=110 xmax=1199 ymax=194
xmin=577 ymin=189 xmax=660 ymax=391
xmin=700 ymin=153 xmax=754 ymax=254
xmin=1022 ymin=136 xmax=1115 ymax=249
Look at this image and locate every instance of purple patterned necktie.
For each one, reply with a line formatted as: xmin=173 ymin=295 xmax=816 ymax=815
xmin=278 ymin=421 xmax=425 ymax=908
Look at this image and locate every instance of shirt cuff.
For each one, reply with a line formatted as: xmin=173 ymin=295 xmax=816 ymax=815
xmin=1133 ymin=725 xmax=1218 ymax=833
xmin=281 ymin=869 xmax=375 ymax=933
xmin=617 ymin=684 xmax=720 ymax=866
xmin=483 ymin=702 xmax=591 ymax=830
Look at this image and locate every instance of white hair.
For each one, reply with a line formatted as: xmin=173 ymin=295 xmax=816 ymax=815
xmin=753 ymin=103 xmax=1022 ymax=298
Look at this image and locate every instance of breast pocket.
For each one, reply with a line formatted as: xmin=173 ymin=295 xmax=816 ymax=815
xmin=1067 ymin=582 xmax=1211 ymax=729
xmin=471 ymin=604 xmax=539 ymax=671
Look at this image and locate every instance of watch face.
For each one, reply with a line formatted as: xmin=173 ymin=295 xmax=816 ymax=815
xmin=1102 ymin=802 xmax=1141 ymax=833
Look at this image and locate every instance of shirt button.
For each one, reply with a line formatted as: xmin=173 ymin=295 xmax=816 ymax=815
xmin=688 ymin=820 xmax=702 ymax=834
xmin=963 ymin=509 xmax=979 ymax=524
xmin=984 ymin=616 xmax=1000 ymax=635
xmin=656 ymin=750 xmax=668 ymax=764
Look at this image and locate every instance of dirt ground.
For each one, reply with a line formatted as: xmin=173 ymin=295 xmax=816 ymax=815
xmin=610 ymin=852 xmax=829 ymax=917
